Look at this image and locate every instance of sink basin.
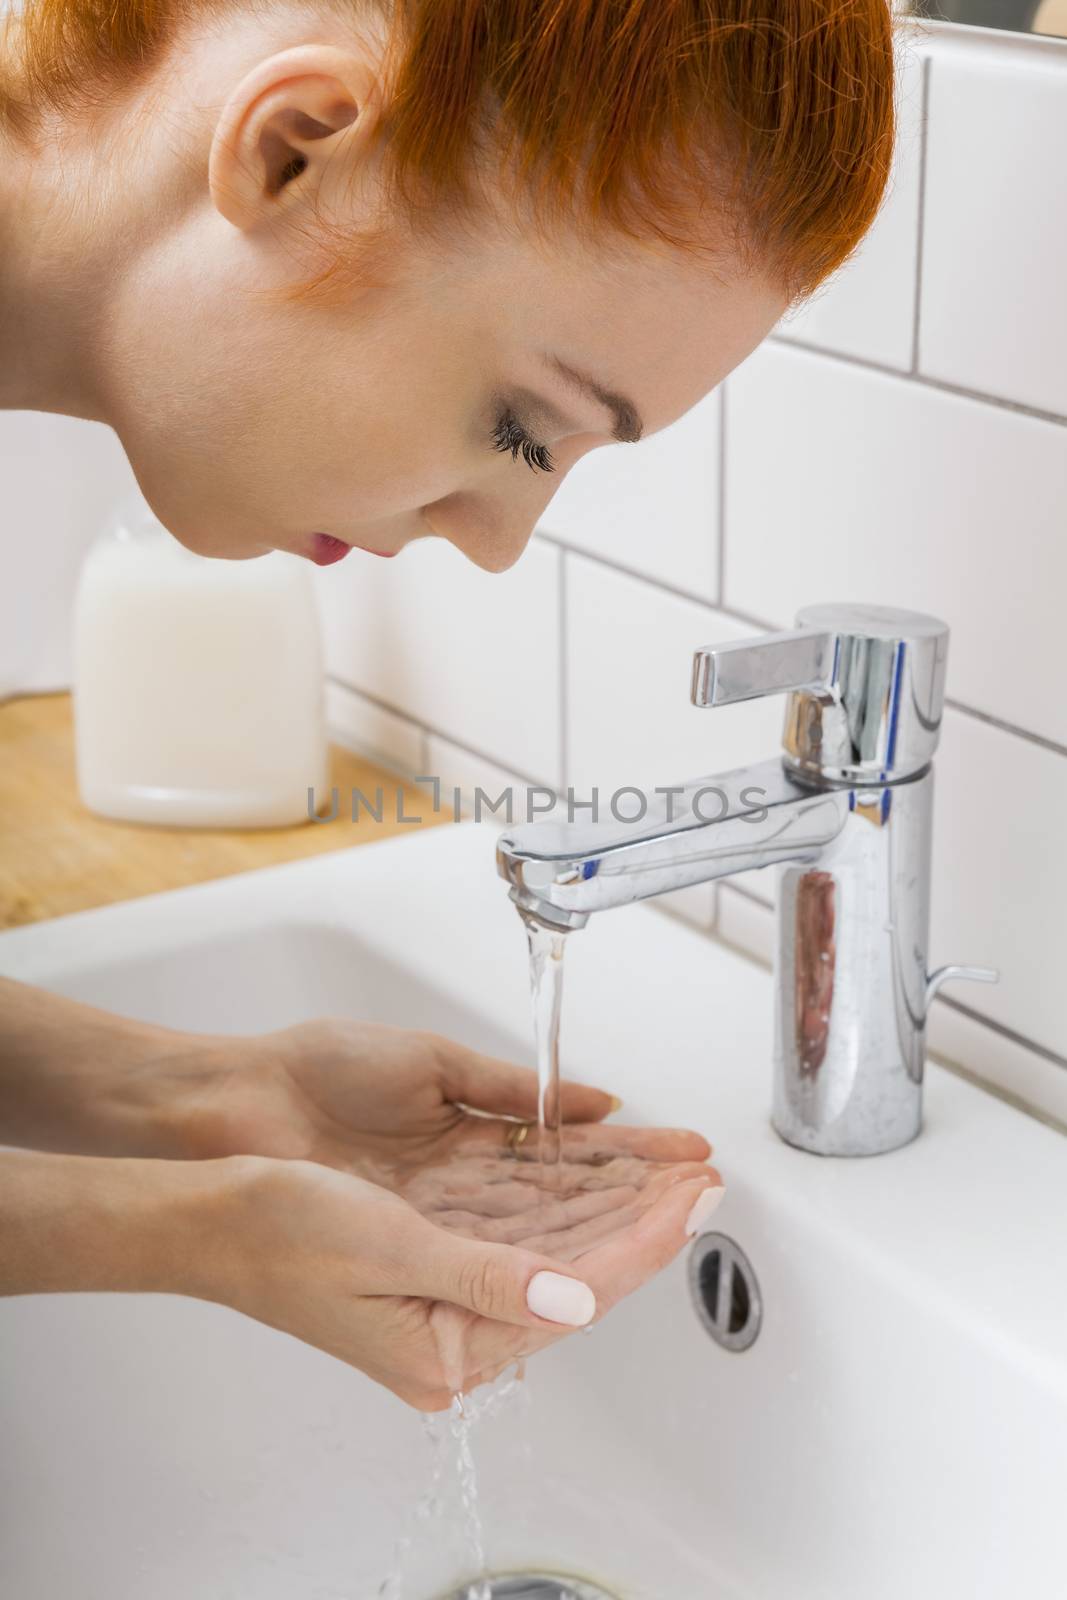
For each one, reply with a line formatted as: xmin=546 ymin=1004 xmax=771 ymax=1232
xmin=1 ymin=822 xmax=1064 ymax=1599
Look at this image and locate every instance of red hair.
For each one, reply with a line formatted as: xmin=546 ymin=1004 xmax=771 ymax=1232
xmin=2 ymin=0 xmax=897 ymax=300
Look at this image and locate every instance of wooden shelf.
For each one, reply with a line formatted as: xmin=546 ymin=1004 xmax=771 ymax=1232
xmin=0 ymin=694 xmax=444 ymax=928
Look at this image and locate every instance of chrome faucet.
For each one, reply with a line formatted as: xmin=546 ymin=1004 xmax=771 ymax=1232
xmin=497 ymin=603 xmax=997 ymax=1157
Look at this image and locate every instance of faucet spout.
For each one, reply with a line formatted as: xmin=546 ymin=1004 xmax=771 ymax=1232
xmin=497 ymin=605 xmax=995 ymax=1157
xmin=497 ymin=758 xmax=848 ymax=929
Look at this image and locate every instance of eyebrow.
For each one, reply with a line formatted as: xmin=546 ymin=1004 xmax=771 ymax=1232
xmin=539 ymin=351 xmax=644 ymax=444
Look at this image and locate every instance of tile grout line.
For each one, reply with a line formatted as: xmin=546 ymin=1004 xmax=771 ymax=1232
xmin=769 ymin=332 xmax=1067 ymax=429
xmin=709 ymin=883 xmax=721 ymax=935
xmin=943 ymin=697 xmax=1067 ymax=760
xmin=529 ymin=559 xmax=1067 ymax=761
xmin=534 ymin=529 xmax=722 ymax=610
xmin=716 ymin=384 xmax=728 ymax=609
xmin=558 ymin=548 xmax=570 ymax=793
xmin=937 ymin=994 xmax=1067 ymax=1075
xmin=719 ymin=879 xmax=775 ymax=912
xmin=325 ymin=674 xmax=552 ymax=792
xmin=909 ymin=51 xmax=932 ymax=376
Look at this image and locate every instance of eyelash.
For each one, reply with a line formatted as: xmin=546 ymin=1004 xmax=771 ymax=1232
xmin=490 ymin=409 xmax=556 ymax=474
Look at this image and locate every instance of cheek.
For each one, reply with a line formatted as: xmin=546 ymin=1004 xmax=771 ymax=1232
xmin=109 ymin=266 xmax=467 ymax=546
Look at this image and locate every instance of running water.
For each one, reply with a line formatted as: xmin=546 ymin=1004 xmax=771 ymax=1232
xmin=377 ymin=1411 xmax=449 ymax=1600
xmin=376 ymin=1366 xmax=532 ymax=1600
xmin=522 ymin=915 xmax=570 ymax=1197
xmin=377 ymin=917 xmax=582 ymax=1597
xmin=450 ymin=1392 xmax=490 ymax=1600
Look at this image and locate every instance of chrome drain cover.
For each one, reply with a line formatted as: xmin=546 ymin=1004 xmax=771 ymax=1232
xmin=444 ymin=1576 xmax=619 ymax=1599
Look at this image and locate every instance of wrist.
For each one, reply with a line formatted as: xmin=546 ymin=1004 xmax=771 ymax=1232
xmin=0 ymin=1147 xmax=260 ymax=1301
xmin=54 ymin=1032 xmax=256 ymax=1162
xmin=0 ymin=976 xmax=241 ymax=1160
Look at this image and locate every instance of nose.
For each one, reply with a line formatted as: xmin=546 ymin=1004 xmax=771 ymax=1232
xmin=424 ymin=439 xmax=601 ymax=572
xmin=422 ymin=482 xmax=556 ymax=572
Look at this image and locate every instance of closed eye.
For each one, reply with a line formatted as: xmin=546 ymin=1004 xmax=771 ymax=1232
xmin=490 ymin=408 xmax=556 ymax=474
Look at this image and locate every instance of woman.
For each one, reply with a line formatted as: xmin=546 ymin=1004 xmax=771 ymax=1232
xmin=0 ymin=0 xmax=895 ymax=1411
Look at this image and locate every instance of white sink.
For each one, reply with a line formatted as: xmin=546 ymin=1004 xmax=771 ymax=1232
xmin=1 ymin=822 xmax=1064 ymax=1600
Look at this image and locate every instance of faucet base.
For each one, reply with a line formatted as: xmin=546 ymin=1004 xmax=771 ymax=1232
xmin=770 ymin=772 xmax=934 ymax=1158
xmin=772 ymin=1108 xmax=923 ymax=1158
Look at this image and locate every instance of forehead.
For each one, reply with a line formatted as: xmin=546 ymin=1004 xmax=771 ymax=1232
xmin=392 ymin=203 xmax=786 ymax=437
xmin=494 ymin=228 xmax=786 ymax=435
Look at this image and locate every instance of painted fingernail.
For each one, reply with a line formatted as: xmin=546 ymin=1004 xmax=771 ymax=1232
xmin=684 ymin=1185 xmax=726 ymax=1237
xmin=607 ymin=1095 xmax=624 ymax=1113
xmin=526 ymin=1270 xmax=597 ymax=1327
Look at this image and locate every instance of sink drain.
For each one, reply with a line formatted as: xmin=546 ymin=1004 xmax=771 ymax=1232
xmin=443 ymin=1576 xmax=619 ymax=1599
xmin=688 ymin=1230 xmax=762 ymax=1352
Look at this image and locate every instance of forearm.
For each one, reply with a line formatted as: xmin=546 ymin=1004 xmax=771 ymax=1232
xmin=0 ymin=976 xmax=224 ymax=1157
xmin=0 ymin=1145 xmax=231 ymax=1299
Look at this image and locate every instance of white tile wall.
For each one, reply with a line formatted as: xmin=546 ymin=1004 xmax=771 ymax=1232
xmin=775 ymin=43 xmax=926 ymax=372
xmin=424 ymin=733 xmax=529 ymax=827
xmin=565 ymin=557 xmax=787 ymax=931
xmin=0 ymin=414 xmax=135 ymax=699
xmin=5 ymin=23 xmax=1066 ymax=1128
xmin=535 ymin=389 xmax=720 ymax=601
xmin=723 ymin=342 xmax=1067 ymax=749
xmin=920 ymin=41 xmax=1067 ymax=417
xmin=323 ymin=679 xmax=426 ymax=777
xmin=315 ymin=534 xmax=562 ymax=786
xmin=564 ymin=556 xmax=782 ymax=797
xmin=931 ymin=708 xmax=1067 ymax=1062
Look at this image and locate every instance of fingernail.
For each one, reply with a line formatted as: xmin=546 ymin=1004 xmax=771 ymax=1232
xmin=607 ymin=1095 xmax=624 ymax=1113
xmin=527 ymin=1270 xmax=597 ymax=1327
xmin=684 ymin=1185 xmax=726 ymax=1237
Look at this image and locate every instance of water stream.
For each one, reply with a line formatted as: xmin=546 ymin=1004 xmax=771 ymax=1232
xmin=522 ymin=916 xmax=570 ymax=1198
xmin=376 ymin=1367 xmax=533 ymax=1600
xmin=378 ymin=913 xmax=573 ymax=1598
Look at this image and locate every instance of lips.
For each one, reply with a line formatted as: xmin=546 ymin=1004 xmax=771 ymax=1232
xmin=307 ymin=533 xmax=400 ymax=564
xmin=308 ymin=533 xmax=353 ymax=566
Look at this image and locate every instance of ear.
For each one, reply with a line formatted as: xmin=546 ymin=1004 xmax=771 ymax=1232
xmin=208 ymin=44 xmax=383 ymax=230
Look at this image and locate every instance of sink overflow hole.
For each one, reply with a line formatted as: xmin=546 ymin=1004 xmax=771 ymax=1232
xmin=688 ymin=1232 xmax=762 ymax=1353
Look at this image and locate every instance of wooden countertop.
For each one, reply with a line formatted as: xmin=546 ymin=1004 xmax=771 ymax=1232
xmin=0 ymin=694 xmax=443 ymax=929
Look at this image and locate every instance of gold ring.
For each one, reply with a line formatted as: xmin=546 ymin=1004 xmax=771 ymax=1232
xmin=505 ymin=1120 xmax=534 ymax=1151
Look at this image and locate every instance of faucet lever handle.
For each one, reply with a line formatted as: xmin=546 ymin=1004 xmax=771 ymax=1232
xmin=691 ymin=603 xmax=951 ymax=786
xmin=691 ymin=627 xmax=836 ymax=709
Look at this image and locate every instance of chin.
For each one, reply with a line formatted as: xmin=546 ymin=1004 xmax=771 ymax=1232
xmin=127 ymin=474 xmax=267 ymax=561
xmin=173 ymin=528 xmax=272 ymax=561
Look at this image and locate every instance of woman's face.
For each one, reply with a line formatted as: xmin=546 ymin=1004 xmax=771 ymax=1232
xmin=96 ymin=39 xmax=787 ymax=572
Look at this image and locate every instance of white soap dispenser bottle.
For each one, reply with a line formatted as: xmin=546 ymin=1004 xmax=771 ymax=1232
xmin=72 ymin=491 xmax=328 ymax=827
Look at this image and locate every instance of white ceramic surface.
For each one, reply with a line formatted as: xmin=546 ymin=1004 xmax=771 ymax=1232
xmin=535 ymin=390 xmax=721 ymax=602
xmin=775 ymin=43 xmax=926 ymax=371
xmin=723 ymin=341 xmax=1067 ymax=750
xmin=921 ymin=39 xmax=1067 ymax=417
xmin=324 ymin=679 xmax=426 ymax=778
xmin=563 ymin=559 xmax=782 ymax=801
xmin=314 ymin=535 xmax=562 ymax=788
xmin=1 ymin=824 xmax=1064 ymax=1599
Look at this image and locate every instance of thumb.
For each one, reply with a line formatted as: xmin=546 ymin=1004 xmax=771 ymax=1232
xmin=406 ymin=1220 xmax=597 ymax=1329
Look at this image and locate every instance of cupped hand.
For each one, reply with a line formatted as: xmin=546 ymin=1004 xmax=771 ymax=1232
xmin=176 ymin=1019 xmax=723 ymax=1408
xmin=178 ymin=1017 xmax=713 ymax=1188
xmin=208 ymin=1152 xmax=723 ymax=1411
